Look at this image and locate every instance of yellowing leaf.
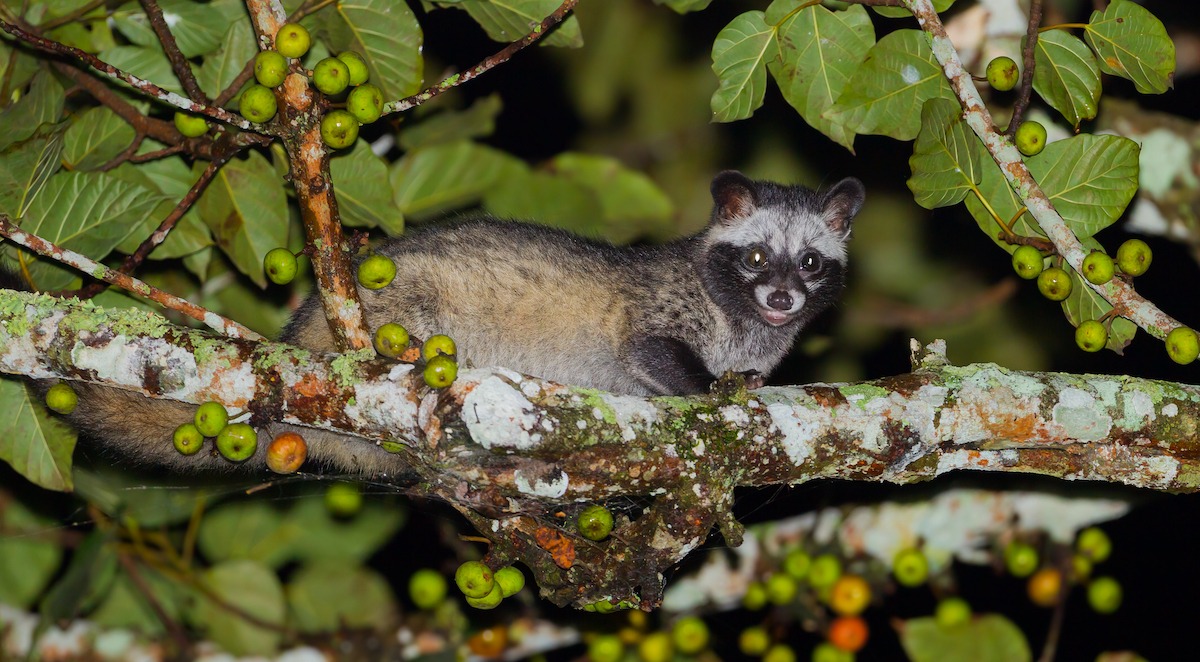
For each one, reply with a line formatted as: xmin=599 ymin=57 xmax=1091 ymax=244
xmin=1085 ymin=0 xmax=1175 ymax=94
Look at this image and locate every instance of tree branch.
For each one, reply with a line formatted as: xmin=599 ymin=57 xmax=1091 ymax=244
xmin=1007 ymin=0 xmax=1043 ymax=136
xmin=138 ymin=0 xmax=208 ymax=104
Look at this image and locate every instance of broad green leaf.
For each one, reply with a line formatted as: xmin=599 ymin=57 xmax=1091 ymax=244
xmin=40 ymin=530 xmax=119 ymax=621
xmin=97 ymin=45 xmax=184 ymax=94
xmin=0 ymin=40 xmax=41 ymax=96
xmin=653 ymin=0 xmax=713 ymax=12
xmin=287 ymin=562 xmax=397 ymax=633
xmin=825 ymin=29 xmax=955 ymax=141
xmin=1031 ymin=30 xmax=1100 ymax=126
xmin=286 ymin=495 xmax=406 ymax=564
xmin=325 ymin=0 xmax=424 ymax=99
xmin=195 ymin=150 xmax=288 ymax=287
xmin=901 ymin=614 xmax=1031 ymax=662
xmin=907 ymin=98 xmax=983 ymax=209
xmin=0 ymin=70 xmax=65 ymax=151
xmin=331 ymin=141 xmax=404 ymax=234
xmin=767 ymin=2 xmax=874 ymax=150
xmin=111 ymin=0 xmax=249 ymax=58
xmin=15 ymin=171 xmax=166 ymax=290
xmin=110 ymin=159 xmax=214 ymax=259
xmin=0 ymin=131 xmax=65 ymax=219
xmin=398 ymin=94 xmax=503 ymax=150
xmin=1024 ymin=134 xmax=1139 ymax=238
xmin=1085 ymin=0 xmax=1174 ymax=94
xmin=44 ymin=1 xmax=116 ymax=54
xmin=965 ymin=154 xmax=1030 ymax=252
xmin=0 ymin=494 xmax=63 ymax=607
xmin=390 ymin=140 xmax=521 ymax=221
xmin=198 ymin=500 xmax=293 ymax=569
xmin=91 ymin=569 xmax=183 ymax=636
xmin=190 ymin=560 xmax=285 ymax=657
xmin=549 ymin=152 xmax=674 ymax=243
xmin=873 ymin=0 xmax=955 ymax=19
xmin=0 ymin=379 xmax=76 ymax=491
xmin=1060 ymin=239 xmax=1136 ymax=354
xmin=62 ymin=107 xmax=136 ymax=171
xmin=196 ymin=20 xmax=256 ymax=100
xmin=73 ymin=465 xmax=205 ymax=528
xmin=455 ymin=0 xmax=583 ymax=49
xmin=710 ymin=11 xmax=774 ymax=122
xmin=483 ymin=168 xmax=604 ymax=235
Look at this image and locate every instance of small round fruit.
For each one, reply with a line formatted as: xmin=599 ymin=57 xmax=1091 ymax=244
xmin=1011 ymin=245 xmax=1044 ymax=280
xmin=638 ymin=632 xmax=673 ymax=662
xmin=320 ymin=109 xmax=359 ymax=149
xmin=422 ymin=334 xmax=457 ymax=361
xmin=373 ymin=323 xmax=410 ymax=358
xmin=312 ymin=57 xmax=350 ymax=95
xmin=1087 ymin=576 xmax=1122 ymax=614
xmin=808 ymin=553 xmax=843 ymax=590
xmin=1015 ymin=120 xmax=1047 ymax=156
xmin=738 ymin=626 xmax=770 ymax=656
xmin=589 ymin=634 xmax=624 ymax=662
xmin=763 ymin=644 xmax=797 ymax=662
xmin=424 ymin=354 xmax=458 ymax=389
xmin=254 ymin=49 xmax=288 ymax=88
xmin=465 ymin=582 xmax=504 ymax=610
xmin=357 ymin=253 xmax=396 ymax=290
xmin=1027 ymin=567 xmax=1063 ymax=607
xmin=1004 ymin=541 xmax=1039 ymax=578
xmin=1165 ymin=326 xmax=1199 ymax=365
xmin=986 ymin=56 xmax=1019 ymax=91
xmin=1115 ymin=238 xmax=1152 ymax=276
xmin=347 ymin=83 xmax=384 ymax=124
xmin=1071 ymin=554 xmax=1093 ymax=582
xmin=238 ymin=84 xmax=277 ymax=123
xmin=783 ymin=548 xmax=812 ymax=580
xmin=45 ymin=382 xmax=78 ymax=415
xmin=173 ymin=112 xmax=209 ymax=138
xmin=409 ymin=568 xmax=448 ymax=610
xmin=766 ymin=573 xmax=798 ymax=606
xmin=215 ymin=422 xmax=257 ymax=462
xmin=194 ymin=401 xmax=229 ymax=437
xmin=1075 ymin=320 xmax=1108 ymax=353
xmin=829 ymin=574 xmax=871 ymax=616
xmin=893 ymin=548 xmax=929 ymax=587
xmin=1075 ymin=527 xmax=1112 ymax=563
xmin=1081 ymin=251 xmax=1115 ymax=285
xmin=266 ymin=431 xmax=307 ymax=474
xmin=1036 ymin=266 xmax=1072 ymax=301
xmin=494 ymin=566 xmax=525 ymax=598
xmin=325 ymin=481 xmax=363 ymax=517
xmin=264 ymin=247 xmax=297 ymax=285
xmin=827 ymin=616 xmax=868 ymax=653
xmin=812 ymin=642 xmax=853 ymax=662
xmin=173 ymin=423 xmax=204 ymax=455
xmin=671 ymin=616 xmax=709 ymax=655
xmin=935 ymin=597 xmax=971 ymax=628
xmin=274 ymin=23 xmax=311 ymax=59
xmin=337 ymin=50 xmax=370 ymax=85
xmin=577 ymin=504 xmax=615 ymax=541
xmin=467 ymin=625 xmax=508 ymax=657
xmin=455 ymin=560 xmax=494 ymax=599
xmin=743 ymin=581 xmax=767 ymax=610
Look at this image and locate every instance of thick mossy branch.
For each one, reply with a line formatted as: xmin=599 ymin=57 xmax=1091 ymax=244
xmin=3 ymin=289 xmax=1200 ymax=607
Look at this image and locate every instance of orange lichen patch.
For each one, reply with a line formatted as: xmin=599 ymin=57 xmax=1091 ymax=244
xmin=293 ymin=372 xmax=324 ymax=398
xmin=535 ymin=526 xmax=575 ymax=569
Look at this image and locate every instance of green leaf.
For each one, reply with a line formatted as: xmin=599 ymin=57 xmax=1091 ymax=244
xmin=111 ymin=0 xmax=249 ymax=58
xmin=964 ymin=155 xmax=1030 ymax=252
xmin=196 ymin=20 xmax=256 ymax=100
xmin=398 ymin=94 xmax=503 ymax=150
xmin=15 ymin=171 xmax=166 ymax=290
xmin=1031 ymin=30 xmax=1100 ymax=126
xmin=287 ymin=561 xmax=398 ymax=633
xmin=285 ymin=495 xmax=406 ymax=564
xmin=652 ymin=0 xmax=713 ymax=12
xmin=1085 ymin=0 xmax=1175 ymax=94
xmin=390 ymin=140 xmax=521 ymax=221
xmin=0 ymin=131 xmax=65 ymax=219
xmin=484 ymin=168 xmax=604 ymax=235
xmin=907 ymin=98 xmax=983 ymax=209
xmin=0 ymin=379 xmax=76 ymax=492
xmin=900 ymin=614 xmax=1031 ymax=662
xmin=96 ymin=45 xmax=183 ymax=94
xmin=0 ymin=495 xmax=64 ymax=608
xmin=0 ymin=40 xmax=41 ymax=95
xmin=190 ymin=560 xmax=285 ymax=657
xmin=1060 ymin=241 xmax=1137 ymax=354
xmin=91 ymin=569 xmax=183 ymax=637
xmin=325 ymin=0 xmax=424 ymax=99
xmin=331 ymin=141 xmax=404 ymax=234
xmin=549 ymin=152 xmax=674 ymax=243
xmin=198 ymin=500 xmax=293 ymax=569
xmin=1024 ymin=134 xmax=1139 ymax=239
xmin=40 ymin=530 xmax=119 ymax=622
xmin=195 ymin=150 xmax=288 ymax=287
xmin=825 ymin=29 xmax=956 ymax=141
xmin=873 ymin=0 xmax=955 ymax=19
xmin=110 ymin=158 xmax=214 ymax=259
xmin=0 ymin=70 xmax=65 ymax=151
xmin=73 ymin=465 xmax=205 ymax=528
xmin=455 ymin=0 xmax=583 ymax=49
xmin=62 ymin=107 xmax=136 ymax=171
xmin=767 ymin=2 xmax=874 ymax=150
xmin=710 ymin=11 xmax=775 ymax=123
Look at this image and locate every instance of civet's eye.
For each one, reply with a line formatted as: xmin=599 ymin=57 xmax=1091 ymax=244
xmin=800 ymin=252 xmax=822 ymax=272
xmin=744 ymin=246 xmax=768 ymax=270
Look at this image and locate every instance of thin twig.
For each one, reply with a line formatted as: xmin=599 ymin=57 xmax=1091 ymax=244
xmin=0 ymin=214 xmax=265 ymax=341
xmin=1007 ymin=0 xmax=1043 ymax=136
xmin=383 ymin=0 xmax=580 ymax=116
xmin=138 ymin=0 xmax=209 ymax=103
xmin=116 ymin=553 xmax=192 ymax=655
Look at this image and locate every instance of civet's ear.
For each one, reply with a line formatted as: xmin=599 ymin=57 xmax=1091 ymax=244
xmin=710 ymin=170 xmax=758 ymax=224
xmin=820 ymin=177 xmax=865 ymax=238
